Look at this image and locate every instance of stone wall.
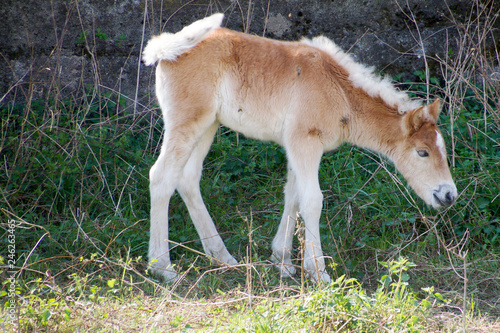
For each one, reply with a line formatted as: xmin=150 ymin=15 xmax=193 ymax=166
xmin=0 ymin=0 xmax=494 ymax=106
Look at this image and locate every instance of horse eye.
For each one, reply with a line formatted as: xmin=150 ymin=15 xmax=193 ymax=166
xmin=417 ymin=149 xmax=429 ymax=158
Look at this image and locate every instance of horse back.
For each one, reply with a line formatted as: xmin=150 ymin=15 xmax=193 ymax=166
xmin=157 ymin=28 xmax=350 ymax=147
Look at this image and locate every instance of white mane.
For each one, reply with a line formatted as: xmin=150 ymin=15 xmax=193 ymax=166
xmin=301 ymin=36 xmax=421 ymax=114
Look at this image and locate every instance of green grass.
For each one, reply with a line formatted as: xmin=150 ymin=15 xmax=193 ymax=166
xmin=1 ymin=76 xmax=499 ymax=331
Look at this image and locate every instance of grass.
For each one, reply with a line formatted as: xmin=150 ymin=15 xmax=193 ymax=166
xmin=1 ymin=1 xmax=500 ymax=331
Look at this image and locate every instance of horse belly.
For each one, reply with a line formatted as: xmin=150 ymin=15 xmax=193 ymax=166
xmin=217 ymin=103 xmax=285 ymax=143
xmin=216 ymin=78 xmax=287 ymax=144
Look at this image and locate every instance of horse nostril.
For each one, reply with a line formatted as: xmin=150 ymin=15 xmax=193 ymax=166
xmin=434 ymin=185 xmax=457 ymax=207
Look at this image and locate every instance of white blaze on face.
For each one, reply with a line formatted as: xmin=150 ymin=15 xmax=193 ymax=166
xmin=435 ymin=130 xmax=446 ymax=159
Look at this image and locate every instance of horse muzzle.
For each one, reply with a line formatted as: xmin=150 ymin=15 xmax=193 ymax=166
xmin=432 ymin=183 xmax=457 ymax=208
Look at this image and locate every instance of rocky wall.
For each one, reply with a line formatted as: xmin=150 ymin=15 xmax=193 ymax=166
xmin=0 ymin=0 xmax=494 ymax=107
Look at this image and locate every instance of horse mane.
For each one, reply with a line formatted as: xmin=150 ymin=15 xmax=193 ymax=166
xmin=301 ymin=36 xmax=421 ymax=114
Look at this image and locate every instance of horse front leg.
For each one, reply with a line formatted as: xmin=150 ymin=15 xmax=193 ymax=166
xmin=271 ymin=166 xmax=299 ymax=278
xmin=286 ymin=139 xmax=331 ymax=284
xmin=299 ymin=183 xmax=331 ymax=284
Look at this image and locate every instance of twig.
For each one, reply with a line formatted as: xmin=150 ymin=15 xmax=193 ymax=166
xmin=395 ymin=0 xmax=430 ymax=102
xmin=245 ymin=0 xmax=253 ymax=34
xmin=20 ymin=232 xmax=49 ymax=277
xmin=246 ymin=212 xmax=253 ymax=308
xmin=134 ymin=0 xmax=148 ymax=118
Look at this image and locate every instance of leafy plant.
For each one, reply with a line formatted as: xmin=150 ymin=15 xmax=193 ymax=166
xmin=217 ymin=258 xmax=439 ymax=332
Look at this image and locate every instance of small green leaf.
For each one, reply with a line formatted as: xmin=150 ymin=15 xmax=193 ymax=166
xmin=434 ymin=292 xmax=444 ymax=301
xmin=421 ymin=298 xmax=432 ymax=308
xmin=41 ymin=310 xmax=52 ymax=325
xmin=381 ymin=274 xmax=392 ymax=287
xmin=64 ymin=309 xmax=71 ymax=321
xmin=107 ymin=279 xmax=117 ymax=288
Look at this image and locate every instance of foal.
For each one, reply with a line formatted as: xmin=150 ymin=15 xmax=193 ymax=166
xmin=143 ymin=14 xmax=457 ymax=282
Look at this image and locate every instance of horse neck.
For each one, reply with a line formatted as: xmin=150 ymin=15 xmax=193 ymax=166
xmin=346 ymin=97 xmax=405 ymax=160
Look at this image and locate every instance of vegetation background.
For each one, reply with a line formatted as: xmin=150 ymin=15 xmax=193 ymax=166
xmin=1 ymin=0 xmax=499 ymax=331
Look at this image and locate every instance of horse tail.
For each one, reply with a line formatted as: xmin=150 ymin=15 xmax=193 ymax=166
xmin=142 ymin=13 xmax=224 ymax=66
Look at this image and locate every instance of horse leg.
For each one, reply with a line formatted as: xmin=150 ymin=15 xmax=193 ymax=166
xmin=148 ymin=115 xmax=215 ymax=281
xmin=177 ymin=123 xmax=238 ymax=266
xmin=271 ymin=166 xmax=299 ymax=278
xmin=286 ymin=141 xmax=331 ymax=283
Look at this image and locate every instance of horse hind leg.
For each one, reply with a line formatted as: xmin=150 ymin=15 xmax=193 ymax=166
xmin=177 ymin=123 xmax=238 ymax=267
xmin=148 ymin=115 xmax=217 ymax=281
xmin=148 ymin=143 xmax=186 ymax=281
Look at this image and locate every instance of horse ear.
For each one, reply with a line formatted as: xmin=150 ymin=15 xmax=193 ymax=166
xmin=406 ymin=105 xmax=425 ymax=133
xmin=427 ymin=98 xmax=442 ymax=121
xmin=405 ymin=99 xmax=442 ymax=134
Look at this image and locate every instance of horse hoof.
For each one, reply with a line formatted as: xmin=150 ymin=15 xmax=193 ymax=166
xmin=149 ymin=265 xmax=180 ymax=283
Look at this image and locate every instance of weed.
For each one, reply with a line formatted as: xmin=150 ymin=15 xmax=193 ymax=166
xmin=216 ymin=258 xmax=444 ymax=332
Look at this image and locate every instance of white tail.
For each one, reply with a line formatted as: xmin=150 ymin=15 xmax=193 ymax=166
xmin=142 ymin=13 xmax=224 ymax=65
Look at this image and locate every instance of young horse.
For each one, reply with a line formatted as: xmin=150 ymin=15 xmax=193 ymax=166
xmin=143 ymin=13 xmax=457 ymax=283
